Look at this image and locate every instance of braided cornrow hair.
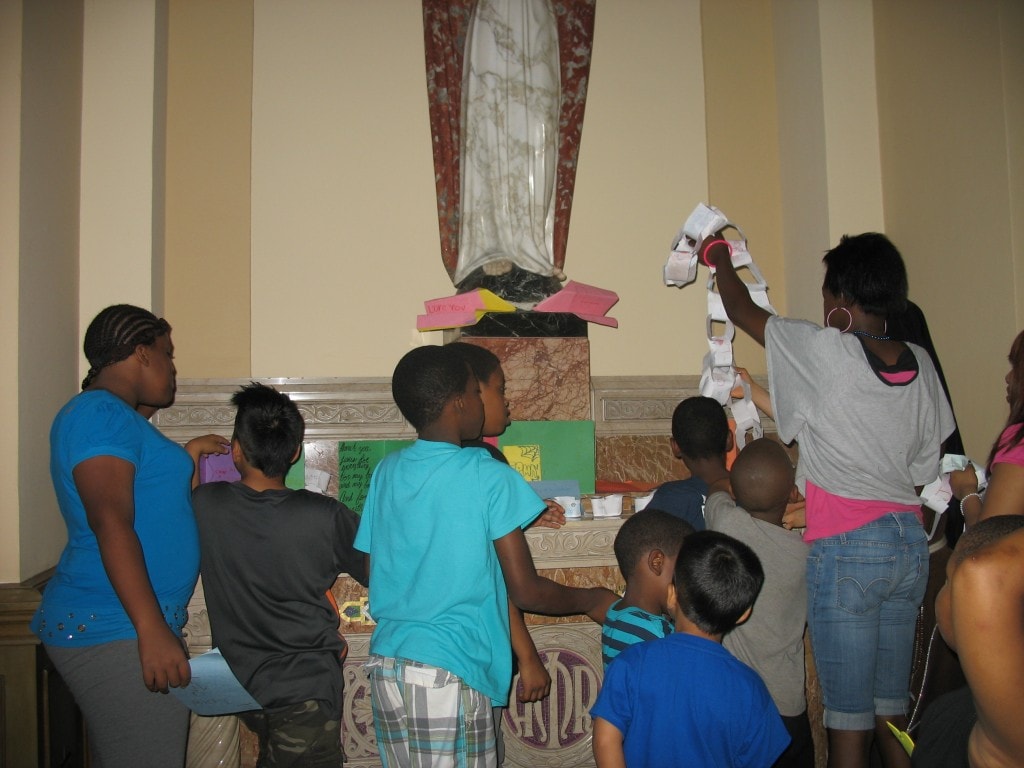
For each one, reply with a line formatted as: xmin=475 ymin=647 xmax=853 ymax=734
xmin=81 ymin=304 xmax=172 ymax=390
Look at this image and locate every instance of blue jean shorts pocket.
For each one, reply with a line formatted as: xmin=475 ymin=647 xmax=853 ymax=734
xmin=835 ymin=555 xmax=896 ymax=615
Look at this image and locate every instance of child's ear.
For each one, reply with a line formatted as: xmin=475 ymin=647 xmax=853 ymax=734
xmin=725 ymin=431 xmax=735 ymax=453
xmin=787 ymin=484 xmax=801 ymax=504
xmin=669 ymin=437 xmax=682 ymax=459
xmin=230 ymin=439 xmax=246 ymax=470
xmin=666 ymin=582 xmax=679 ymax=613
xmin=735 ymin=605 xmax=753 ymax=627
xmin=648 ymin=548 xmax=666 ymax=576
xmin=290 ymin=445 xmax=302 ymax=464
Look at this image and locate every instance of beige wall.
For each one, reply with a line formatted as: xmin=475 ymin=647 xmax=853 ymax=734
xmin=8 ymin=0 xmax=84 ymax=581
xmin=5 ymin=0 xmax=1024 ymax=580
xmin=874 ymin=0 xmax=1024 ymax=459
xmin=0 ymin=0 xmax=24 ymax=582
xmin=238 ymin=0 xmax=710 ymax=380
xmin=78 ymin=0 xmax=163 ymax=363
xmin=164 ymin=0 xmax=253 ymax=377
xmin=702 ymin=0 xmax=785 ymax=373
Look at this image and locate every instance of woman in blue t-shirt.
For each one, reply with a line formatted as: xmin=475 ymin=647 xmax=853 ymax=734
xmin=31 ymin=304 xmax=223 ymax=767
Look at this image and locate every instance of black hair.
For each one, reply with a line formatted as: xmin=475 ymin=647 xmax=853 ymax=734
xmin=613 ymin=509 xmax=694 ymax=580
xmin=391 ymin=345 xmax=472 ymax=432
xmin=81 ymin=304 xmax=171 ymax=389
xmin=821 ymin=233 xmax=908 ymax=317
xmin=953 ymin=515 xmax=1024 ymax=565
xmin=447 ymin=341 xmax=502 ymax=383
xmin=671 ymin=396 xmax=730 ymax=460
xmin=988 ymin=329 xmax=1024 ymax=467
xmin=730 ymin=438 xmax=794 ymax=514
xmin=231 ymin=382 xmax=305 ymax=479
xmin=672 ymin=530 xmax=764 ymax=636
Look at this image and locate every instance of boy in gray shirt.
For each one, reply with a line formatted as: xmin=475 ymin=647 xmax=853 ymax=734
xmin=705 ymin=437 xmax=814 ymax=768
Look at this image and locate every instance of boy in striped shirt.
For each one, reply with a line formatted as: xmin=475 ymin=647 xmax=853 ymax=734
xmin=601 ymin=509 xmax=694 ymax=668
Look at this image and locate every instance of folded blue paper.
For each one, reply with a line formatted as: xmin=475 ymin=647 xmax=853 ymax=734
xmin=529 ymin=480 xmax=580 ymax=500
xmin=170 ymin=648 xmax=261 ymax=716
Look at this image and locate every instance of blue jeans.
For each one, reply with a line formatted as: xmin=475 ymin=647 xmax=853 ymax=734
xmin=807 ymin=512 xmax=928 ymax=730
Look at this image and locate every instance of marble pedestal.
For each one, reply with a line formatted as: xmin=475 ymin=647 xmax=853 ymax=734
xmin=449 ymin=311 xmax=592 ymax=422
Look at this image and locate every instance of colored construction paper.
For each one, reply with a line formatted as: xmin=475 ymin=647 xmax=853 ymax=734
xmin=416 ymin=289 xmax=516 ymax=331
xmin=170 ymin=648 xmax=260 ymax=716
xmin=498 ymin=421 xmax=596 ymax=494
xmin=199 ymin=445 xmax=306 ymax=489
xmin=534 ymin=281 xmax=619 ymax=327
xmin=337 ymin=440 xmax=413 ymax=512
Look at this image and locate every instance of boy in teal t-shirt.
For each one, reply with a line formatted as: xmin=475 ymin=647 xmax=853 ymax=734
xmin=354 ymin=345 xmax=614 ymax=766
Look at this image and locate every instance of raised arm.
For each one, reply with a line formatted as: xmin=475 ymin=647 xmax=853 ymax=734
xmin=494 ymin=528 xmax=616 ymax=623
xmin=183 ymin=433 xmax=230 ymax=489
xmin=74 ymin=455 xmax=191 ymax=692
xmin=703 ymin=240 xmax=771 ymax=347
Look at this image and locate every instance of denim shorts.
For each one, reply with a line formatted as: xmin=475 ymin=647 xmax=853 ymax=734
xmin=806 ymin=512 xmax=928 ymax=730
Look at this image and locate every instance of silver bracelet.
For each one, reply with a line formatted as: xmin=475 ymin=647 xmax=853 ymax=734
xmin=960 ymin=491 xmax=982 ymax=522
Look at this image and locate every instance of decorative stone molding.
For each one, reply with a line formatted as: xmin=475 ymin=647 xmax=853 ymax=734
xmin=591 ymin=374 xmax=775 ymax=436
xmin=163 ymin=374 xmax=775 ymax=445
xmin=525 ymin=518 xmax=618 ymax=569
xmin=155 ymin=378 xmax=413 ymax=444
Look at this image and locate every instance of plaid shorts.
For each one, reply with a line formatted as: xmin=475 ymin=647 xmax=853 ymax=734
xmin=367 ymin=655 xmax=496 ymax=768
xmin=240 ymin=699 xmax=344 ymax=768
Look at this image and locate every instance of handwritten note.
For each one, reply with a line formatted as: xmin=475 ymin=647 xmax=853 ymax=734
xmin=337 ymin=440 xmax=412 ymax=512
xmin=170 ymin=648 xmax=260 ymax=716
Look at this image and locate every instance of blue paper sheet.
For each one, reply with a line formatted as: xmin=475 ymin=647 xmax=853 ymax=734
xmin=170 ymin=648 xmax=261 ymax=716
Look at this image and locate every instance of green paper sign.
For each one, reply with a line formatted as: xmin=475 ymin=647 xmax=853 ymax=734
xmin=497 ymin=421 xmax=595 ymax=494
xmin=336 ymin=440 xmax=413 ymax=512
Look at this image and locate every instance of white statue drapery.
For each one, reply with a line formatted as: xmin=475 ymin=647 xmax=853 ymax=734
xmin=455 ymin=0 xmax=561 ymax=285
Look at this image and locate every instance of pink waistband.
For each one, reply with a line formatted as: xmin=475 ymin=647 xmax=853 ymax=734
xmin=804 ymin=481 xmax=921 ymax=541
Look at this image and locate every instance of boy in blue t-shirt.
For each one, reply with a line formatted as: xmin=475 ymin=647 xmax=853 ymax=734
xmin=354 ymin=345 xmax=615 ymax=767
xmin=591 ymin=530 xmax=790 ymax=767
xmin=601 ymin=509 xmax=694 ymax=668
xmin=648 ymin=396 xmax=733 ymax=530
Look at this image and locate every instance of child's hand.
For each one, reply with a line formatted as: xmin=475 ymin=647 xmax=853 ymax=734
xmin=782 ymin=492 xmax=806 ymax=530
xmin=186 ymin=434 xmax=230 ymax=460
xmin=530 ymin=500 xmax=566 ymax=529
xmin=949 ymin=467 xmax=979 ymax=500
xmin=516 ymin=652 xmax=551 ymax=702
xmin=730 ymin=366 xmax=753 ymax=400
xmin=186 ymin=434 xmax=230 ymax=489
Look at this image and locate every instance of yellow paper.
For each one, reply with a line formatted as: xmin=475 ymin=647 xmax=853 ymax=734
xmin=502 ymin=444 xmax=543 ymax=482
xmin=886 ymin=721 xmax=914 ymax=756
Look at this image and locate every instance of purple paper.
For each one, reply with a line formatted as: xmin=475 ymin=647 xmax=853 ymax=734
xmin=199 ymin=452 xmax=240 ymax=484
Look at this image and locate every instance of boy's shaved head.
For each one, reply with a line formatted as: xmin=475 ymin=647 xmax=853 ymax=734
xmin=730 ymin=438 xmax=794 ymax=514
xmin=614 ymin=509 xmax=694 ymax=579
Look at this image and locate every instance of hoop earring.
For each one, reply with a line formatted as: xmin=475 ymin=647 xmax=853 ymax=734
xmin=826 ymin=307 xmax=853 ymax=333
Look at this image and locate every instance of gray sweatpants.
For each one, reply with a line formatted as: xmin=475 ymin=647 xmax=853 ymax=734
xmin=46 ymin=639 xmax=190 ymax=768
